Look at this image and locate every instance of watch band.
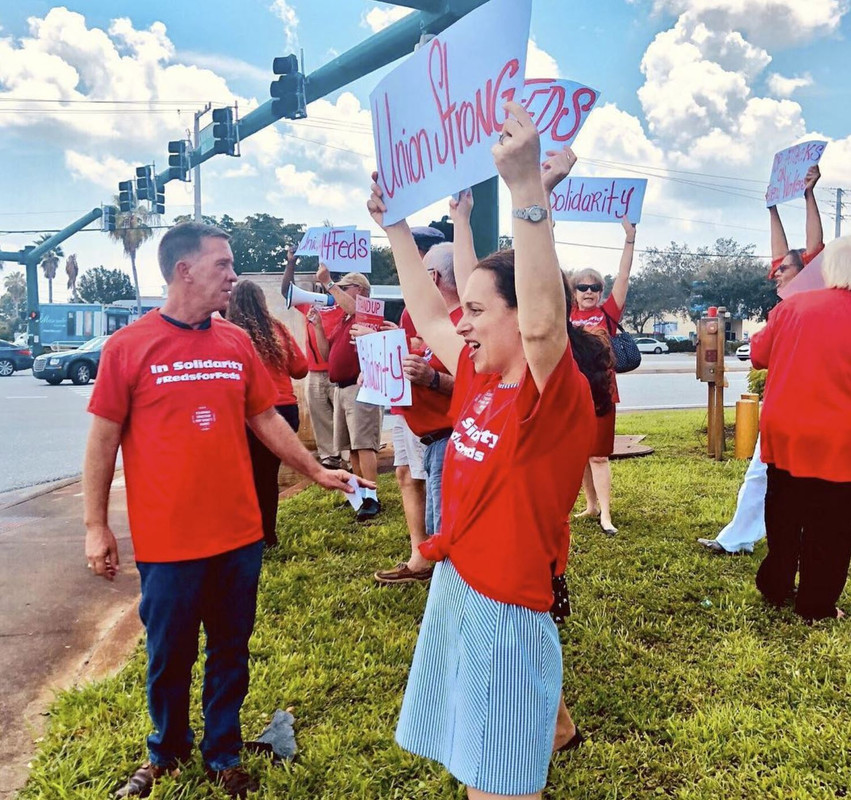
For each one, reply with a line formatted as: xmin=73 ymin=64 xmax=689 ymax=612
xmin=429 ymin=369 xmax=441 ymax=390
xmin=324 ymin=280 xmax=335 ymax=291
xmin=512 ymin=205 xmax=549 ymax=223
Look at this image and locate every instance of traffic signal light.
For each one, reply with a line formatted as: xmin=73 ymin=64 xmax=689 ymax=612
xmin=118 ymin=180 xmax=135 ymax=212
xmin=270 ymin=54 xmax=307 ymax=120
xmin=102 ymin=205 xmax=117 ymax=232
xmin=168 ymin=139 xmax=191 ymax=181
xmin=211 ymin=107 xmax=238 ymax=156
xmin=28 ymin=309 xmax=40 ymax=321
xmin=428 ymin=215 xmax=454 ymax=243
xmin=135 ymin=165 xmax=155 ymax=202
xmin=155 ymin=186 xmax=166 ymax=216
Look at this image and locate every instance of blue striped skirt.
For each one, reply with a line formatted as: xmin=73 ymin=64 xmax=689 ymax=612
xmin=396 ymin=560 xmax=562 ymax=795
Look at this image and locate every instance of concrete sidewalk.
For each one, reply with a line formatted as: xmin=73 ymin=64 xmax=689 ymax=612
xmin=0 ymin=474 xmax=140 ymax=798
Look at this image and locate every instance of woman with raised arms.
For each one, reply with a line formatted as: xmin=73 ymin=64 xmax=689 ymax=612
xmin=368 ymin=102 xmax=596 ymax=800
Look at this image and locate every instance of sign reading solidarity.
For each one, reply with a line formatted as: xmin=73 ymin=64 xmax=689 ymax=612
xmin=520 ymin=78 xmax=600 ymax=151
xmin=297 ymin=227 xmax=372 ymax=273
xmin=370 ymin=0 xmax=532 ymax=225
xmin=550 ymin=177 xmax=647 ymax=223
xmin=766 ymin=140 xmax=827 ymax=207
xmin=355 ymin=295 xmax=385 ymax=331
xmin=356 ymin=328 xmax=411 ymax=407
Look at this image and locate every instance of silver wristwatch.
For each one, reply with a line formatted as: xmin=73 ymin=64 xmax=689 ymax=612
xmin=512 ymin=204 xmax=549 ymax=223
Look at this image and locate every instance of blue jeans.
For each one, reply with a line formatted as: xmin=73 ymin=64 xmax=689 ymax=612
xmin=423 ymin=436 xmax=449 ymax=536
xmin=137 ymin=540 xmax=263 ymax=770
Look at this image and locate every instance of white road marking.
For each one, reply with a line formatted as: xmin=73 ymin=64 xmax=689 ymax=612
xmin=5 ymin=395 xmax=47 ymax=400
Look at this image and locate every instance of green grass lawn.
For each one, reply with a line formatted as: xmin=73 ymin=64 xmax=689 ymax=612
xmin=20 ymin=410 xmax=851 ymax=799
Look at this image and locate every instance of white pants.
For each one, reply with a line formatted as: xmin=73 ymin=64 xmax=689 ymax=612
xmin=716 ymin=435 xmax=767 ymax=553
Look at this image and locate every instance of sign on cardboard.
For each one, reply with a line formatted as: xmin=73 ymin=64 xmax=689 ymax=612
xmin=550 ymin=177 xmax=647 ymax=223
xmin=370 ymin=0 xmax=532 ymax=225
xmin=356 ymin=328 xmax=412 ymax=407
xmin=355 ymin=295 xmax=385 ymax=332
xmin=296 ymin=227 xmax=372 ymax=273
xmin=766 ymin=140 xmax=827 ymax=207
xmin=520 ymin=78 xmax=600 ymax=151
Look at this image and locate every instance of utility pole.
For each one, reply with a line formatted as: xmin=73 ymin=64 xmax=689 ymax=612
xmin=836 ymin=188 xmax=844 ymax=239
xmin=194 ymin=103 xmax=211 ymax=222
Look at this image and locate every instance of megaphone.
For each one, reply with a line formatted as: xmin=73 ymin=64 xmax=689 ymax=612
xmin=286 ymin=283 xmax=336 ymax=309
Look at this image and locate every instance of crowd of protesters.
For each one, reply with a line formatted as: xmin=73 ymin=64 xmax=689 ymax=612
xmin=82 ymin=104 xmax=851 ymax=800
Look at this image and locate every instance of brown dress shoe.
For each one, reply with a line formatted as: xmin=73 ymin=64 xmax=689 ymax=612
xmin=114 ymin=762 xmax=180 ymax=798
xmin=204 ymin=764 xmax=259 ymax=798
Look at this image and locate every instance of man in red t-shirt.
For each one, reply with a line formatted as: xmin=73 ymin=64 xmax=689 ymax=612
xmin=310 ymin=272 xmax=384 ymax=522
xmin=280 ymin=253 xmax=355 ymax=469
xmin=374 ymin=242 xmax=461 ymax=584
xmin=84 ymin=223 xmax=367 ymax=799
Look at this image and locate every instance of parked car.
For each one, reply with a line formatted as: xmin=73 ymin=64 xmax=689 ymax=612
xmin=634 ymin=337 xmax=669 ymax=354
xmin=32 ymin=335 xmax=108 ymax=385
xmin=0 ymin=339 xmax=34 ymax=376
xmin=736 ymin=343 xmax=751 ymax=361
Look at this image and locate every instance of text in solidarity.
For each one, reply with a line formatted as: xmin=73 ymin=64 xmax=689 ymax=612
xmin=149 ymin=359 xmax=245 ymax=386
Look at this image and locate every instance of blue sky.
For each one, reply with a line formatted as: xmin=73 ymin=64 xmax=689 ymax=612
xmin=1 ymin=0 xmax=849 ymax=301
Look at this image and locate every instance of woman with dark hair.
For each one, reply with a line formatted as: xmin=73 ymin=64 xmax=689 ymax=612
xmin=369 ymin=103 xmax=596 ymax=800
xmin=227 ymin=280 xmax=308 ymax=547
xmin=569 ymin=217 xmax=637 ymax=536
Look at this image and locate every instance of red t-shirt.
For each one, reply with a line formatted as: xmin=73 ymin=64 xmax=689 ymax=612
xmin=769 ymin=242 xmax=825 ymax=277
xmin=296 ymin=304 xmax=345 ymax=372
xmin=402 ymin=306 xmax=464 ymax=437
xmin=751 ymin=288 xmax=851 ymax=482
xmin=263 ymin=321 xmax=309 ymax=406
xmin=327 ymin=315 xmax=359 ymax=385
xmin=570 ymin=294 xmax=621 ymax=403
xmin=88 ymin=311 xmax=277 ymax=562
xmin=420 ymin=343 xmax=595 ymax=611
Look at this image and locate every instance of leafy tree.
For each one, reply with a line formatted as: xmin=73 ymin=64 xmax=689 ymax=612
xmin=108 ymin=200 xmax=155 ymax=314
xmin=34 ymin=234 xmax=64 ymax=303
xmin=369 ymin=246 xmax=398 ymax=285
xmin=78 ymin=267 xmax=135 ymax=304
xmin=693 ymin=238 xmax=777 ymax=322
xmin=0 ymin=271 xmax=27 ymax=336
xmin=174 ymin=213 xmax=306 ymax=274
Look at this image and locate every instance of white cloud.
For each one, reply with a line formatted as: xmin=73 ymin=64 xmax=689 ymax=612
xmin=652 ymin=0 xmax=847 ymax=47
xmin=222 ymin=162 xmax=259 ymax=179
xmin=525 ymin=38 xmax=561 ymax=79
xmin=271 ymin=163 xmax=362 ymax=211
xmin=176 ymin=51 xmax=269 ymax=84
xmin=361 ymin=5 xmax=413 ymax=33
xmin=766 ymin=72 xmax=813 ymax=97
xmin=64 ymin=151 xmax=135 ymax=190
xmin=269 ymin=0 xmax=299 ymax=51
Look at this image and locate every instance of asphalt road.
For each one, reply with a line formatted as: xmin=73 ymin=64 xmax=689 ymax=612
xmin=0 ymin=354 xmax=752 ymax=493
xmin=0 ymin=373 xmax=98 ymax=494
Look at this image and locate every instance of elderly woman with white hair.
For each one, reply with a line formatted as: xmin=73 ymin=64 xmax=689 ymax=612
xmin=750 ymin=235 xmax=851 ymax=621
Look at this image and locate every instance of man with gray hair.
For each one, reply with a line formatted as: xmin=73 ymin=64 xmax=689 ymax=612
xmin=83 ymin=222 xmax=369 ymax=798
xmin=374 ymin=240 xmax=461 ymax=583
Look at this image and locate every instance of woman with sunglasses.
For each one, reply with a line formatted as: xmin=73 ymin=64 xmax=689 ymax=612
xmin=568 ymin=217 xmax=637 ymax=536
xmin=697 ymin=163 xmax=825 ymax=556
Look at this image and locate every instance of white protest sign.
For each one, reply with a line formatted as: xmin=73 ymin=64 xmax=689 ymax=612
xmin=766 ymin=140 xmax=827 ymax=207
xmin=550 ymin=177 xmax=647 ymax=223
xmin=296 ymin=227 xmax=372 ymax=273
xmin=356 ymin=328 xmax=411 ymax=407
xmin=520 ymin=78 xmax=600 ymax=151
xmin=370 ymin=0 xmax=531 ymax=225
xmin=778 ymin=250 xmax=825 ymax=299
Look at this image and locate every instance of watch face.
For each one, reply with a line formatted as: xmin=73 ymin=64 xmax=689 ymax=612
xmin=528 ymin=205 xmax=545 ymax=222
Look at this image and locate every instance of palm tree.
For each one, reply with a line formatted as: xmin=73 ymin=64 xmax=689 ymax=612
xmin=108 ymin=199 xmax=155 ymax=315
xmin=3 ymin=271 xmax=26 ymax=303
xmin=35 ymin=234 xmax=64 ymax=304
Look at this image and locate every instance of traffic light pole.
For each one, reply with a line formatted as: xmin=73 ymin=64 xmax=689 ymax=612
xmin=470 ymin=177 xmax=499 ymax=257
xmin=0 ymin=207 xmax=105 ymax=354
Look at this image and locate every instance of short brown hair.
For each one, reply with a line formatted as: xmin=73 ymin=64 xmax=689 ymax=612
xmin=158 ymin=222 xmax=230 ymax=283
